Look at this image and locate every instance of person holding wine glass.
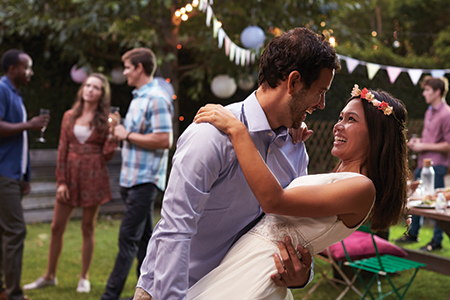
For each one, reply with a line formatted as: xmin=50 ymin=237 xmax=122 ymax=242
xmin=24 ymin=73 xmax=117 ymax=293
xmin=0 ymin=48 xmax=48 ymax=300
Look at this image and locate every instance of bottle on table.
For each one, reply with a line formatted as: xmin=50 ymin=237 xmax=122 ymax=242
xmin=420 ymin=158 xmax=435 ymax=198
xmin=435 ymin=193 xmax=447 ymax=213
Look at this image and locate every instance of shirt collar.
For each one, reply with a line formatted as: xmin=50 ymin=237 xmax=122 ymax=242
xmin=428 ymin=102 xmax=445 ymax=113
xmin=243 ymin=91 xmax=288 ymax=137
xmin=132 ymin=80 xmax=156 ymax=98
xmin=0 ymin=76 xmax=21 ymax=96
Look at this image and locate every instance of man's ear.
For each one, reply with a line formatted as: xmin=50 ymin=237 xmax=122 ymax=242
xmin=287 ymin=71 xmax=303 ymax=95
xmin=136 ymin=62 xmax=144 ymax=74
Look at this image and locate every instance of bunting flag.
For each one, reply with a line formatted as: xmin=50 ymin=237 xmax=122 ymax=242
xmin=366 ymin=63 xmax=380 ymax=80
xmin=345 ymin=57 xmax=360 ymax=74
xmin=386 ymin=66 xmax=402 ymax=84
xmin=407 ymin=69 xmax=422 ymax=85
xmin=338 ymin=54 xmax=450 ymax=85
xmin=194 ymin=2 xmax=450 ymax=79
xmin=218 ymin=28 xmax=225 ymax=48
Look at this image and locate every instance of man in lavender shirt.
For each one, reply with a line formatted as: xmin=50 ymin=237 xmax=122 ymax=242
xmin=399 ymin=76 xmax=450 ymax=251
xmin=134 ymin=28 xmax=340 ymax=300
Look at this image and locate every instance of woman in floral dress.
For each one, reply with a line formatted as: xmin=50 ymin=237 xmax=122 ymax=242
xmin=24 ymin=73 xmax=117 ymax=293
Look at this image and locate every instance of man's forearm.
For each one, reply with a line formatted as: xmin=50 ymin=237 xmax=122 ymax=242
xmin=420 ymin=142 xmax=450 ymax=153
xmin=127 ymin=132 xmax=172 ymax=150
xmin=0 ymin=119 xmax=29 ymax=137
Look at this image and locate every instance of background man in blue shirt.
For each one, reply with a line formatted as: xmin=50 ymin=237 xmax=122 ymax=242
xmin=0 ymin=49 xmax=48 ymax=300
xmin=135 ymin=27 xmax=340 ymax=300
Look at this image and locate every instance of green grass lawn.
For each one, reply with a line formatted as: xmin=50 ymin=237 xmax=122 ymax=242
xmin=22 ymin=215 xmax=450 ymax=300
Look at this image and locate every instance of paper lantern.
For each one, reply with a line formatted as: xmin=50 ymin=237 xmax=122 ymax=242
xmin=210 ymin=75 xmax=237 ymax=99
xmin=240 ymin=26 xmax=265 ymax=49
xmin=153 ymin=77 xmax=175 ymax=99
xmin=70 ymin=64 xmax=88 ymax=84
xmin=238 ymin=75 xmax=255 ymax=91
xmin=110 ymin=66 xmax=127 ymax=85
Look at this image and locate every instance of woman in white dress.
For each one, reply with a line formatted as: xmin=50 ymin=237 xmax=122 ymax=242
xmin=188 ymin=85 xmax=409 ymax=300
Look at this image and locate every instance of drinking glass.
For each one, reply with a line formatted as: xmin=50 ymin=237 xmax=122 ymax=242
xmin=109 ymin=106 xmax=121 ymax=150
xmin=36 ymin=108 xmax=50 ymax=143
xmin=109 ymin=106 xmax=120 ymax=124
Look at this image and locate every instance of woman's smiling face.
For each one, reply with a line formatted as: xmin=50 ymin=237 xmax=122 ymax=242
xmin=331 ymin=99 xmax=370 ymax=164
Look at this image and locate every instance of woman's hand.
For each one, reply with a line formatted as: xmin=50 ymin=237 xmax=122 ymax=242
xmin=194 ymin=104 xmax=243 ymax=136
xmin=56 ymin=184 xmax=70 ymax=202
xmin=288 ymin=122 xmax=313 ymax=145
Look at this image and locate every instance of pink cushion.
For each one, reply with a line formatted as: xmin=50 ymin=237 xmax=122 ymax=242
xmin=321 ymin=231 xmax=407 ymax=261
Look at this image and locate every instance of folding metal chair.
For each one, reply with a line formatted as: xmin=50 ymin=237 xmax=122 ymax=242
xmin=341 ymin=225 xmax=426 ymax=300
xmin=302 ymin=247 xmax=364 ymax=300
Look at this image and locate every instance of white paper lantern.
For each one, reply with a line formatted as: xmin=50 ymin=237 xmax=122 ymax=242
xmin=153 ymin=77 xmax=175 ymax=99
xmin=110 ymin=66 xmax=127 ymax=85
xmin=240 ymin=26 xmax=265 ymax=49
xmin=210 ymin=75 xmax=237 ymax=99
xmin=70 ymin=64 xmax=88 ymax=84
xmin=238 ymin=75 xmax=255 ymax=91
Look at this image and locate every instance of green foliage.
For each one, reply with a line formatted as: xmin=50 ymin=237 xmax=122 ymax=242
xmin=0 ymin=0 xmax=449 ymax=146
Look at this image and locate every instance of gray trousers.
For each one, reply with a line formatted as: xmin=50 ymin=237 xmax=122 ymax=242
xmin=0 ymin=175 xmax=26 ymax=300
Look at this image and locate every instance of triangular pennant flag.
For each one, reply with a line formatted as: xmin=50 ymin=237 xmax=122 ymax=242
xmin=218 ymin=28 xmax=225 ymax=49
xmin=225 ymin=36 xmax=230 ymax=56
xmin=345 ymin=57 xmax=360 ymax=74
xmin=206 ymin=6 xmax=212 ymax=27
xmin=431 ymin=70 xmax=446 ymax=78
xmin=366 ymin=63 xmax=380 ymax=80
xmin=229 ymin=43 xmax=236 ymax=62
xmin=240 ymin=49 xmax=246 ymax=67
xmin=251 ymin=52 xmax=256 ymax=64
xmin=235 ymin=46 xmax=241 ymax=65
xmin=246 ymin=50 xmax=251 ymax=66
xmin=407 ymin=69 xmax=423 ymax=85
xmin=386 ymin=66 xmax=402 ymax=84
xmin=199 ymin=0 xmax=205 ymax=12
xmin=213 ymin=18 xmax=219 ymax=38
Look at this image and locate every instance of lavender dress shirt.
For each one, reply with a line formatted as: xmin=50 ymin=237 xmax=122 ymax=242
xmin=137 ymin=92 xmax=310 ymax=300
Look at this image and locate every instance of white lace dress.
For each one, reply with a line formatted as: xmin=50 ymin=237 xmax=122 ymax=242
xmin=187 ymin=172 xmax=373 ymax=300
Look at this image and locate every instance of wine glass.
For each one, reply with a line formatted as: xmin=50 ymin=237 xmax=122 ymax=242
xmin=36 ymin=108 xmax=50 ymax=143
xmin=108 ymin=106 xmax=121 ymax=149
xmin=109 ymin=106 xmax=120 ymax=124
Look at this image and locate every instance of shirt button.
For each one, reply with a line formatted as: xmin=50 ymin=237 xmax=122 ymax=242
xmin=268 ymin=132 xmax=273 ymax=137
xmin=268 ymin=149 xmax=272 ymax=154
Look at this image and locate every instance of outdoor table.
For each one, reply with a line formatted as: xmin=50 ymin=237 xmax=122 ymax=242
xmin=407 ymin=204 xmax=450 ymax=239
xmin=406 ymin=203 xmax=450 ymax=300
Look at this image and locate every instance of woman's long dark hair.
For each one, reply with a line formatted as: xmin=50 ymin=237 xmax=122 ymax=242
xmin=68 ymin=73 xmax=111 ymax=136
xmin=337 ymin=90 xmax=409 ymax=231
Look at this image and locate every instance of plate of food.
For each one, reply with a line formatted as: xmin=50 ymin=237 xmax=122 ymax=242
xmin=408 ymin=199 xmax=436 ymax=209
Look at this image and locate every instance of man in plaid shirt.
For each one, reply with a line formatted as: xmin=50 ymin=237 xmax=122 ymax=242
xmin=101 ymin=48 xmax=173 ymax=300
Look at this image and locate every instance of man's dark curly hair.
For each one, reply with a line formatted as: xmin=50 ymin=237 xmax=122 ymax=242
xmin=258 ymin=27 xmax=340 ymax=90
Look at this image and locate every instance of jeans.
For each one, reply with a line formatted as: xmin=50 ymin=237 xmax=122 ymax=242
xmin=0 ymin=175 xmax=26 ymax=300
xmin=101 ymin=182 xmax=158 ymax=300
xmin=409 ymin=166 xmax=447 ymax=244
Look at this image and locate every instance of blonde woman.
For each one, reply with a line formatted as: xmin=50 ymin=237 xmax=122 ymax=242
xmin=24 ymin=73 xmax=117 ymax=293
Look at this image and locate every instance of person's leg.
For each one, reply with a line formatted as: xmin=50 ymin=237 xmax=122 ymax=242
xmin=80 ymin=205 xmax=100 ymax=280
xmin=136 ymin=187 xmax=157 ymax=279
xmin=44 ymin=201 xmax=75 ymax=280
xmin=0 ymin=176 xmax=26 ymax=300
xmin=101 ymin=183 xmax=156 ymax=300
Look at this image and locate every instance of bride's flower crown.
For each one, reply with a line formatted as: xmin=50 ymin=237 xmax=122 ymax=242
xmin=351 ymin=84 xmax=405 ymax=128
